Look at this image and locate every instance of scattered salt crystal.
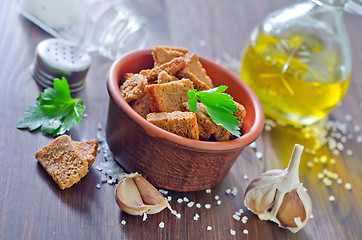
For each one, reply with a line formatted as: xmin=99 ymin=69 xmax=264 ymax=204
xmin=344 ymin=182 xmax=352 ymax=190
xmin=95 ymin=165 xmax=102 ymax=171
xmin=193 ymin=214 xmax=200 ymax=221
xmin=183 ymin=197 xmax=189 ymax=202
xmin=214 ymin=195 xmax=220 ymax=200
xmin=217 ymin=200 xmax=221 ymax=205
xmin=249 ymin=142 xmax=256 ymax=148
xmin=171 ymin=210 xmax=177 ymax=215
xmin=167 ymin=196 xmax=172 ymax=201
xmin=231 ymin=187 xmax=238 ymax=196
xmin=176 ymin=213 xmax=181 ymax=219
xmin=121 ymin=220 xmax=126 ymax=225
xmin=357 ymin=136 xmax=362 ymax=143
xmin=196 ymin=203 xmax=201 ymax=208
xmin=233 ymin=214 xmax=241 ymax=221
xmin=187 ymin=202 xmax=195 ymax=208
xmin=255 ymin=151 xmax=263 ymax=159
xmin=336 ymin=178 xmax=343 ymax=184
xmin=207 ymin=226 xmax=212 ymax=231
xmin=354 ymin=125 xmax=360 ymax=132
xmin=159 ymin=222 xmax=164 ymax=228
xmin=159 ymin=189 xmax=168 ymax=195
xmin=239 ymin=208 xmax=244 ymax=214
xmin=323 ymin=177 xmax=332 ymax=186
xmin=241 ymin=216 xmax=248 ymax=223
xmin=243 ymin=229 xmax=249 ymax=234
xmin=347 ymin=133 xmax=353 ymax=139
xmin=235 ymin=211 xmax=241 ymax=216
xmin=107 ymin=180 xmax=113 ymax=184
xmin=332 ymin=149 xmax=340 ymax=156
xmin=329 ymin=195 xmax=335 ymax=202
xmin=243 ymin=174 xmax=248 ymax=180
xmin=310 ymin=214 xmax=314 ymax=219
xmin=205 ymin=204 xmax=211 ymax=209
xmin=344 ymin=114 xmax=352 ymax=122
xmin=346 ymin=149 xmax=353 ymax=156
xmin=206 ymin=189 xmax=212 ymax=193
xmin=97 ymin=122 xmax=102 ymax=130
xmin=143 ymin=213 xmax=147 ymax=221
xmin=230 ymin=229 xmax=236 ymax=236
xmin=199 ymin=40 xmax=206 ymax=47
xmin=225 ymin=189 xmax=231 ymax=194
xmin=177 ymin=198 xmax=183 ymax=203
xmin=96 ymin=183 xmax=101 ymax=189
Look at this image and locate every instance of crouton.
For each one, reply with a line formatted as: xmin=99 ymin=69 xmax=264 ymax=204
xmin=157 ymin=71 xmax=179 ymax=84
xmin=146 ymin=79 xmax=194 ymax=112
xmin=177 ymin=71 xmax=210 ymax=91
xmin=120 ymin=73 xmax=148 ymax=102
xmin=129 ymin=94 xmax=151 ymax=118
xmin=35 ymin=135 xmax=98 ymax=190
xmin=233 ymin=102 xmax=247 ymax=129
xmin=182 ymin=102 xmax=230 ymax=141
xmin=178 ymin=53 xmax=214 ymax=89
xmin=146 ymin=111 xmax=199 ymax=140
xmin=140 ymin=57 xmax=187 ymax=82
xmin=152 ymin=46 xmax=189 ymax=66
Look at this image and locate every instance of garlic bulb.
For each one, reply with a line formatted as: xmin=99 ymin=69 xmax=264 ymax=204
xmin=244 ymin=144 xmax=312 ymax=233
xmin=115 ymin=172 xmax=172 ymax=215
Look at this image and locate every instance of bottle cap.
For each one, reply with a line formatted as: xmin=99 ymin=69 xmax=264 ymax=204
xmin=31 ymin=38 xmax=92 ymax=92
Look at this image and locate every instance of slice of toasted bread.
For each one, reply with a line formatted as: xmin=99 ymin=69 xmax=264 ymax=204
xmin=120 ymin=73 xmax=148 ymax=102
xmin=152 ymin=46 xmax=189 ymax=66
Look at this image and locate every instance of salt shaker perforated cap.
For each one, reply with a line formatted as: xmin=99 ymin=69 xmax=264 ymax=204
xmin=31 ymin=38 xmax=92 ymax=92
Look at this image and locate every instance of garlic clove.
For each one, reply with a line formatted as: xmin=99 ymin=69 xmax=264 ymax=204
xmin=115 ymin=172 xmax=172 ymax=216
xmin=133 ymin=174 xmax=172 ymax=214
xmin=244 ymin=169 xmax=284 ymax=216
xmin=115 ymin=173 xmax=153 ymax=215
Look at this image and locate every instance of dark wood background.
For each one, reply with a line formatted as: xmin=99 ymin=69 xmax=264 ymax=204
xmin=1 ymin=0 xmax=361 ymax=239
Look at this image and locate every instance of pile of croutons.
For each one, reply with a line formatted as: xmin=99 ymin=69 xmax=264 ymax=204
xmin=120 ymin=46 xmax=246 ymax=141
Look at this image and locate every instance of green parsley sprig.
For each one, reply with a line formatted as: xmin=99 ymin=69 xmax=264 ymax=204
xmin=17 ymin=77 xmax=85 ymax=136
xmin=187 ymin=86 xmax=240 ymax=137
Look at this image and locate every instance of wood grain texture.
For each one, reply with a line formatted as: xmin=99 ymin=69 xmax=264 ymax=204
xmin=0 ymin=0 xmax=361 ymax=239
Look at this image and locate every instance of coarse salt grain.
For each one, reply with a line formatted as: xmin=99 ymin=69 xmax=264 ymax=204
xmin=217 ymin=200 xmax=221 ymax=205
xmin=235 ymin=211 xmax=241 ymax=216
xmin=214 ymin=195 xmax=220 ymax=200
xmin=196 ymin=203 xmax=201 ymax=208
xmin=241 ymin=216 xmax=248 ymax=223
xmin=187 ymin=202 xmax=195 ymax=208
xmin=346 ymin=149 xmax=353 ymax=156
xmin=239 ymin=208 xmax=244 ymax=214
xmin=255 ymin=151 xmax=263 ymax=159
xmin=310 ymin=214 xmax=314 ymax=219
xmin=176 ymin=213 xmax=181 ymax=219
xmin=336 ymin=178 xmax=343 ymax=184
xmin=205 ymin=204 xmax=211 ymax=209
xmin=193 ymin=213 xmax=200 ymax=221
xmin=96 ymin=183 xmax=101 ymax=189
xmin=344 ymin=114 xmax=352 ymax=122
xmin=249 ymin=142 xmax=256 ymax=148
xmin=329 ymin=195 xmax=335 ymax=202
xmin=354 ymin=125 xmax=360 ymax=132
xmin=159 ymin=222 xmax=165 ymax=228
xmin=121 ymin=220 xmax=126 ymax=225
xmin=357 ymin=136 xmax=362 ymax=143
xmin=233 ymin=214 xmax=241 ymax=221
xmin=231 ymin=187 xmax=238 ymax=196
xmin=230 ymin=229 xmax=236 ymax=236
xmin=206 ymin=189 xmax=211 ymax=193
xmin=159 ymin=189 xmax=168 ymax=195
xmin=344 ymin=182 xmax=352 ymax=190
xmin=143 ymin=213 xmax=147 ymax=221
xmin=243 ymin=229 xmax=249 ymax=234
xmin=225 ymin=189 xmax=231 ymax=194
xmin=207 ymin=226 xmax=212 ymax=231
xmin=243 ymin=174 xmax=248 ymax=180
xmin=167 ymin=196 xmax=172 ymax=201
xmin=183 ymin=197 xmax=189 ymax=202
xmin=177 ymin=198 xmax=183 ymax=203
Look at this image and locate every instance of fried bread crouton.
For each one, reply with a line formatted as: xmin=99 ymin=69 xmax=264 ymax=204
xmin=35 ymin=135 xmax=94 ymax=190
xmin=157 ymin=71 xmax=179 ymax=84
xmin=177 ymin=71 xmax=210 ymax=91
xmin=182 ymin=102 xmax=230 ymax=141
xmin=72 ymin=139 xmax=98 ymax=167
xmin=120 ymin=73 xmax=148 ymax=102
xmin=178 ymin=53 xmax=214 ymax=89
xmin=146 ymin=111 xmax=199 ymax=140
xmin=234 ymin=102 xmax=247 ymax=129
xmin=152 ymin=46 xmax=189 ymax=66
xmin=147 ymin=79 xmax=194 ymax=112
xmin=140 ymin=57 xmax=187 ymax=82
xmin=129 ymin=94 xmax=151 ymax=118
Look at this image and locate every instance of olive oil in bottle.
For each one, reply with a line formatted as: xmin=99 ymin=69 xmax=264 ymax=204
xmin=240 ymin=1 xmax=352 ymax=125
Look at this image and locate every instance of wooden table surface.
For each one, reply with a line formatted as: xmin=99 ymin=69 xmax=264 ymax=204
xmin=1 ymin=0 xmax=361 ymax=239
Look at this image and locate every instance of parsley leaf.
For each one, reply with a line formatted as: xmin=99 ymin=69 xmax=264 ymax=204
xmin=17 ymin=77 xmax=85 ymax=136
xmin=187 ymin=86 xmax=241 ymax=138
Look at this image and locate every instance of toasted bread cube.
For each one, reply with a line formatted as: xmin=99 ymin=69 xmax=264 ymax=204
xmin=152 ymin=46 xmax=189 ymax=66
xmin=72 ymin=139 xmax=98 ymax=167
xmin=35 ymin=135 xmax=90 ymax=190
xmin=233 ymin=102 xmax=246 ymax=129
xmin=177 ymin=71 xmax=209 ymax=91
xmin=182 ymin=102 xmax=231 ymax=141
xmin=146 ymin=79 xmax=194 ymax=112
xmin=157 ymin=71 xmax=180 ymax=84
xmin=140 ymin=57 xmax=187 ymax=82
xmin=120 ymin=73 xmax=148 ymax=102
xmin=129 ymin=94 xmax=151 ymax=118
xmin=146 ymin=111 xmax=199 ymax=140
xmin=178 ymin=53 xmax=214 ymax=89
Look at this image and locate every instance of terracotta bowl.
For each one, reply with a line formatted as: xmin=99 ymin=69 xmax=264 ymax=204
xmin=106 ymin=49 xmax=264 ymax=191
